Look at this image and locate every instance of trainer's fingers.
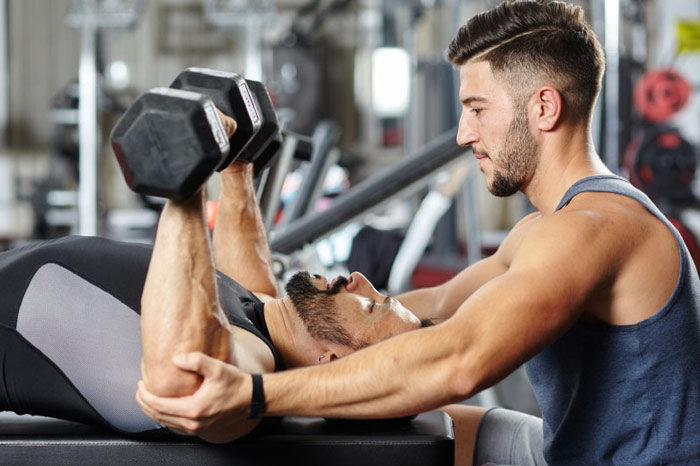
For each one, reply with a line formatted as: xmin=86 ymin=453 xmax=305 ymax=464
xmin=135 ymin=382 xmax=159 ymax=418
xmin=172 ymin=352 xmax=219 ymax=377
xmin=136 ymin=380 xmax=198 ymax=419
xmin=151 ymin=412 xmax=203 ymax=435
xmin=215 ymin=108 xmax=237 ymax=138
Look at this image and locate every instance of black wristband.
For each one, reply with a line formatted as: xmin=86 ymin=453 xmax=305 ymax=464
xmin=248 ymin=373 xmax=265 ymax=419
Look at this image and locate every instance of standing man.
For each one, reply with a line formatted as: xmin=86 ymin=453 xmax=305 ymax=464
xmin=137 ymin=1 xmax=700 ymax=464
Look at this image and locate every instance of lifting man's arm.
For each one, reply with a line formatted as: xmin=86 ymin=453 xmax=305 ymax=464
xmin=213 ymin=162 xmax=278 ymax=301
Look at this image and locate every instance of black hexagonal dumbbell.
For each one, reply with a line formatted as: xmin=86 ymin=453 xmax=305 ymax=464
xmin=111 ymin=70 xmax=283 ymax=200
xmin=110 ymin=87 xmax=234 ymax=200
xmin=170 ymin=68 xmax=280 ymax=172
xmin=240 ymin=79 xmax=281 ymax=168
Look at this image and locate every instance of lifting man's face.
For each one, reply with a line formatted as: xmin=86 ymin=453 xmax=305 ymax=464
xmin=285 ymin=271 xmax=423 ymax=354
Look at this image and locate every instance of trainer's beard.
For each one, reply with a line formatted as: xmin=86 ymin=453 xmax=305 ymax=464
xmin=487 ymin=108 xmax=538 ymax=197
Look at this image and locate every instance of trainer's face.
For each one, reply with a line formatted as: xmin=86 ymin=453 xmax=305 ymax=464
xmin=309 ymin=272 xmax=422 ymax=346
xmin=457 ymin=60 xmax=539 ymax=196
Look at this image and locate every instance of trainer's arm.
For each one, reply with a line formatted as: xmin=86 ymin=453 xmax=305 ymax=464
xmin=213 ymin=162 xmax=278 ymax=299
xmin=136 ymin=211 xmax=615 ymax=431
xmin=397 ymin=212 xmax=540 ymax=323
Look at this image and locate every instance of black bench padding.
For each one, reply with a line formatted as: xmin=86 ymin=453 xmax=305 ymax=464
xmin=0 ymin=411 xmax=454 ymax=466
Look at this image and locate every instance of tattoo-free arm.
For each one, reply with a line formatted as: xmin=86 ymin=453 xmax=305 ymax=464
xmin=138 ymin=112 xmax=270 ymax=443
xmin=396 ymin=254 xmax=507 ymax=323
xmin=396 ymin=213 xmax=540 ymax=323
xmin=140 ymin=191 xmax=233 ymax=398
xmin=213 ymin=163 xmax=278 ymax=299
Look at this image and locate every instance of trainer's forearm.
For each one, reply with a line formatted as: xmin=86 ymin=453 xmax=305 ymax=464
xmin=396 ymin=286 xmax=447 ymax=323
xmin=397 ymin=255 xmax=508 ymax=323
xmin=263 ymin=324 xmax=477 ymax=418
xmin=213 ymin=164 xmax=278 ymax=297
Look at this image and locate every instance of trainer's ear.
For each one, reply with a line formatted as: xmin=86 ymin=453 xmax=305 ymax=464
xmin=532 ymin=85 xmax=562 ymax=131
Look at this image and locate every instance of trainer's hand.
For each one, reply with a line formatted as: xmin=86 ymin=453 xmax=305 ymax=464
xmin=136 ymin=352 xmax=255 ymax=443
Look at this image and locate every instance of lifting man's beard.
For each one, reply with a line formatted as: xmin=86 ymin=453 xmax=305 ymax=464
xmin=285 ymin=272 xmax=367 ymax=350
xmin=485 ymin=104 xmax=539 ymax=197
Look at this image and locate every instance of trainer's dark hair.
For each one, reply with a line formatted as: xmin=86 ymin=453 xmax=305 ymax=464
xmin=447 ymin=0 xmax=605 ymax=124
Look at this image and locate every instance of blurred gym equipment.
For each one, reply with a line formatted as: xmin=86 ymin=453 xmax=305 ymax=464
xmin=269 ymin=128 xmax=467 ymax=255
xmin=66 ymin=0 xmax=145 ymax=236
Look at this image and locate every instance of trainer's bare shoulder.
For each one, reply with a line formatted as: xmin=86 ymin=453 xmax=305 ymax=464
xmin=492 ymin=211 xmax=543 ymax=268
xmin=556 ymin=193 xmax=680 ymax=325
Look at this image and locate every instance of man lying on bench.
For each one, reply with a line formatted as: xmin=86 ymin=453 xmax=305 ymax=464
xmin=0 ymin=111 xmax=427 ymax=443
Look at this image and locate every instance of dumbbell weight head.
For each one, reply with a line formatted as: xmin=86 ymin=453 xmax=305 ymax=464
xmin=253 ymin=136 xmax=283 ymax=178
xmin=251 ymin=132 xmax=315 ymax=179
xmin=111 ymin=87 xmax=230 ymax=200
xmin=241 ymin=79 xmax=280 ymax=165
xmin=170 ymin=68 xmax=261 ymax=169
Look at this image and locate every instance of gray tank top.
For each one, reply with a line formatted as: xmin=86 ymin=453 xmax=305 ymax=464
xmin=526 ymin=175 xmax=700 ymax=465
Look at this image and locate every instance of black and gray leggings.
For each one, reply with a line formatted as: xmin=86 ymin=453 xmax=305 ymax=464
xmin=0 ymin=236 xmax=163 ymax=435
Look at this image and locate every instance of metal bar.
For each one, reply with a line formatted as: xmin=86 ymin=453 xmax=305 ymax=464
xmin=0 ymin=0 xmax=7 ymax=147
xmin=245 ymin=18 xmax=263 ymax=81
xmin=604 ymin=0 xmax=621 ymax=172
xmin=259 ymin=134 xmax=299 ymax=232
xmin=388 ymin=190 xmax=452 ymax=295
xmin=78 ymin=0 xmax=98 ymax=236
xmin=307 ymin=146 xmax=340 ymax=214
xmin=280 ymin=121 xmax=339 ymax=224
xmin=269 ymin=128 xmax=466 ymax=254
xmin=403 ymin=11 xmax=420 ymax=159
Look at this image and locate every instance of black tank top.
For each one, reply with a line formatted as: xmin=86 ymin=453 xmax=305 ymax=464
xmin=216 ymin=271 xmax=283 ymax=370
xmin=526 ymin=176 xmax=700 ymax=464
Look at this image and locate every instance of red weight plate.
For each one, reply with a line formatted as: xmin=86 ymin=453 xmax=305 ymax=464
xmin=633 ymin=69 xmax=691 ymax=123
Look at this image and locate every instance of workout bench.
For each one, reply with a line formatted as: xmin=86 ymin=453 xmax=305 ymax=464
xmin=0 ymin=411 xmax=454 ymax=465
